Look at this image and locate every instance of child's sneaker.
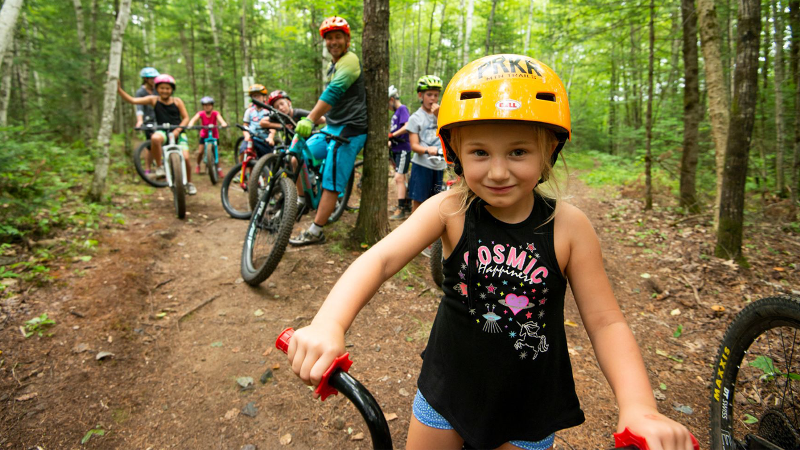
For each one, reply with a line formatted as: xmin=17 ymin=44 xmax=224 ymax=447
xmin=217 ymin=167 xmax=224 ymax=177
xmin=289 ymin=230 xmax=325 ymax=246
xmin=195 ymin=165 xmax=201 ymax=174
xmin=389 ymin=208 xmax=407 ymax=220
xmin=186 ymin=183 xmax=197 ymax=195
xmin=421 ymin=245 xmax=432 ymax=258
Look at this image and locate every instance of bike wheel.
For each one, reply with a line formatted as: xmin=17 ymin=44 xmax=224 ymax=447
xmin=234 ymin=137 xmax=244 ymax=163
xmin=328 ymin=160 xmax=362 ymax=223
xmin=241 ymin=177 xmax=298 ymax=285
xmin=169 ymin=153 xmax=186 ymax=219
xmin=221 ymin=160 xmax=256 ymax=220
xmin=430 ymin=239 xmax=443 ymax=288
xmin=248 ymin=153 xmax=282 ymax=211
xmin=133 ymin=140 xmax=168 ymax=188
xmin=206 ymin=143 xmax=219 ymax=185
xmin=710 ymin=295 xmax=800 ymax=450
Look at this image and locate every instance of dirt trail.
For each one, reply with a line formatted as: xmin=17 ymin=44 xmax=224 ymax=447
xmin=6 ymin=166 xmax=797 ymax=449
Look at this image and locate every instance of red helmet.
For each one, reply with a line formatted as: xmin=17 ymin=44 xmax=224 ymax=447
xmin=319 ymin=16 xmax=350 ymax=38
xmin=268 ymin=90 xmax=291 ymax=107
xmin=154 ymin=74 xmax=176 ymax=91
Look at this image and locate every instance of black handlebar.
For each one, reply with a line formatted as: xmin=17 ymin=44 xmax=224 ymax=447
xmin=135 ymin=124 xmax=227 ymax=131
xmin=248 ymin=98 xmax=351 ymax=145
xmin=328 ymin=371 xmax=393 ymax=450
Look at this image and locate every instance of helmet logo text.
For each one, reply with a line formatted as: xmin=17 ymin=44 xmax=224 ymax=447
xmin=476 ymin=56 xmax=543 ymax=80
xmin=496 ymin=100 xmax=521 ymax=111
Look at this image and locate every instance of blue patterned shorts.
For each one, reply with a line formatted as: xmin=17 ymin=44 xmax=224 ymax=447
xmin=412 ymin=390 xmax=555 ymax=450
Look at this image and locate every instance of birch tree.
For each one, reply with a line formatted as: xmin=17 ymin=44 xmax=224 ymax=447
xmin=463 ymin=0 xmax=474 ymax=66
xmin=0 ymin=45 xmax=12 ymax=126
xmin=89 ymin=0 xmax=132 ymax=201
xmin=697 ymin=0 xmax=730 ymax=228
xmin=206 ymin=0 xmax=227 ymax=120
xmin=0 ymin=0 xmax=23 ymax=64
xmin=72 ymin=0 xmax=94 ymax=141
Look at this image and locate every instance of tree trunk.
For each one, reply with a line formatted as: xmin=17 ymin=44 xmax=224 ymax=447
xmin=13 ymin=37 xmax=27 ymax=126
xmin=241 ymin=0 xmax=251 ymax=78
xmin=458 ymin=0 xmax=464 ymax=63
xmin=792 ymin=0 xmax=800 ymax=206
xmin=485 ymin=0 xmax=498 ymax=56
xmin=644 ymin=0 xmax=655 ymax=210
xmin=0 ymin=0 xmax=23 ymax=65
xmin=630 ymin=24 xmax=641 ymax=129
xmin=463 ymin=0 xmax=474 ymax=66
xmin=524 ymin=0 xmax=534 ymax=54
xmin=715 ymin=0 xmax=761 ymax=261
xmin=178 ymin=26 xmax=198 ymax=110
xmin=206 ymin=0 xmax=227 ymax=122
xmin=697 ymin=0 xmax=730 ymax=229
xmin=773 ymin=0 xmax=787 ymax=194
xmin=88 ymin=0 xmax=132 ymax=202
xmin=609 ymin=50 xmax=617 ymax=154
xmin=425 ymin=0 xmax=438 ymax=74
xmin=351 ymin=0 xmax=390 ymax=245
xmin=434 ymin=0 xmax=448 ymax=74
xmin=399 ymin=5 xmax=408 ymax=85
xmin=72 ymin=0 xmax=95 ymax=141
xmin=0 ymin=44 xmax=12 ymax=126
xmin=680 ymin=0 xmax=702 ymax=213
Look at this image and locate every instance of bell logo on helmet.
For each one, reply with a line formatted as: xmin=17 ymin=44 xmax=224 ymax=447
xmin=475 ymin=55 xmax=543 ymax=80
xmin=496 ymin=100 xmax=521 ymax=111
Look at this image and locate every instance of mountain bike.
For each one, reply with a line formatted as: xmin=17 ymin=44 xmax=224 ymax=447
xmin=220 ymin=124 xmax=268 ymax=220
xmin=275 ymin=327 xmax=651 ymax=450
xmin=133 ymin=124 xmax=168 ymax=188
xmin=197 ymin=124 xmax=227 ymax=185
xmin=240 ymin=123 xmax=354 ymax=286
xmin=246 ymin=100 xmax=361 ymax=220
xmin=710 ymin=295 xmax=800 ymax=449
xmin=135 ymin=124 xmax=191 ymax=219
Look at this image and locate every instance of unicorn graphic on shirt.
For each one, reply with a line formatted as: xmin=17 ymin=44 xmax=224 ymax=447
xmin=513 ymin=321 xmax=549 ymax=360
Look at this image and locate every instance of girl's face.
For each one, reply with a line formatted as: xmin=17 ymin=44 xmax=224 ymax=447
xmin=252 ymin=93 xmax=267 ymax=105
xmin=156 ymin=84 xmax=173 ymax=98
xmin=203 ymin=103 xmax=214 ymax=112
xmin=457 ymin=123 xmax=548 ymax=213
xmin=274 ymin=98 xmax=291 ymax=115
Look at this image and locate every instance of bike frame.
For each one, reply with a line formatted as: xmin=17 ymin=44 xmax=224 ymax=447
xmin=160 ymin=126 xmax=188 ymax=188
xmin=203 ymin=133 xmax=219 ymax=166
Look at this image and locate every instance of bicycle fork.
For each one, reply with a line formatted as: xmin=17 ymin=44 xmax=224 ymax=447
xmin=164 ymin=148 xmax=188 ymax=188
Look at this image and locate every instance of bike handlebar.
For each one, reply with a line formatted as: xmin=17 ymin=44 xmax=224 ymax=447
xmin=135 ymin=124 xmax=228 ymax=131
xmin=248 ymin=98 xmax=351 ymax=145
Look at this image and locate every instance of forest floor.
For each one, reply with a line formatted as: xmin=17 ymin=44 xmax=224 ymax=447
xmin=1 ymin=156 xmax=799 ymax=450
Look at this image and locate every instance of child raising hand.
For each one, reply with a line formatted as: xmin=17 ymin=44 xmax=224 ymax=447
xmin=286 ymin=54 xmax=696 ymax=450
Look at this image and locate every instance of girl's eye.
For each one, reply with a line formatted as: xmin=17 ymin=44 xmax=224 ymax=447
xmin=471 ymin=149 xmax=488 ymax=157
xmin=511 ymin=149 xmax=528 ymax=157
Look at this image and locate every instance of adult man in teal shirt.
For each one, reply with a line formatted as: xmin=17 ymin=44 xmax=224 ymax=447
xmin=289 ymin=16 xmax=368 ymax=246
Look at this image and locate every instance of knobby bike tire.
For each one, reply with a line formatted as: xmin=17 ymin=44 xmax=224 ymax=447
xmin=169 ymin=153 xmax=186 ymax=219
xmin=133 ymin=140 xmax=168 ymax=188
xmin=221 ymin=160 xmax=256 ymax=220
xmin=710 ymin=295 xmax=800 ymax=450
xmin=241 ymin=177 xmax=298 ymax=285
xmin=248 ymin=153 xmax=282 ymax=211
xmin=206 ymin=142 xmax=219 ymax=185
xmin=328 ymin=160 xmax=362 ymax=223
xmin=430 ymin=239 xmax=443 ymax=288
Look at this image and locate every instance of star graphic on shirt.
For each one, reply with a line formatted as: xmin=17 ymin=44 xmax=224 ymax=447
xmin=486 ymin=284 xmax=497 ymax=294
xmin=520 ymin=282 xmax=524 ymax=287
xmin=526 ymin=312 xmax=533 ymax=319
xmin=502 ymin=280 xmax=508 ymax=285
xmin=538 ymin=310 xmax=545 ymax=318
xmin=539 ymin=298 xmax=546 ymax=305
xmin=543 ymin=288 xmax=549 ymax=294
xmin=478 ymin=239 xmax=482 ymax=243
xmin=479 ymin=293 xmax=486 ymax=300
xmin=499 ymin=291 xmax=504 ymax=296
xmin=509 ymin=331 xmax=516 ymax=338
xmin=512 ymin=286 xmax=517 ymax=291
xmin=527 ymin=243 xmax=536 ymax=252
xmin=461 ymin=263 xmax=467 ymax=270
xmin=535 ymin=253 xmax=540 ymax=258
xmin=519 ymin=351 xmax=528 ymax=360
xmin=469 ymin=308 xmax=476 ymax=315
xmin=458 ymin=271 xmax=465 ymax=279
xmin=476 ymin=319 xmax=480 ymax=324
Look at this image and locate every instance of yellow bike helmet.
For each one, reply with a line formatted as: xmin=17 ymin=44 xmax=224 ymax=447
xmin=437 ymin=54 xmax=571 ymax=174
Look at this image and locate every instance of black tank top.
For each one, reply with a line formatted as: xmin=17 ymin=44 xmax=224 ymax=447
xmin=417 ymin=193 xmax=585 ymax=448
xmin=154 ymin=100 xmax=181 ymax=126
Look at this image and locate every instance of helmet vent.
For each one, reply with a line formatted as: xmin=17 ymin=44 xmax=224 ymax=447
xmin=460 ymin=91 xmax=482 ymax=100
xmin=536 ymin=93 xmax=556 ymax=102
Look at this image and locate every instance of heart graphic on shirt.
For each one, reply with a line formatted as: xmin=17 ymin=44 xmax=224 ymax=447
xmin=503 ymin=294 xmax=530 ymax=315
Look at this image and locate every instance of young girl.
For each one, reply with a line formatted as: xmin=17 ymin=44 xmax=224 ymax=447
xmin=285 ymin=55 xmax=696 ymax=450
xmin=187 ymin=96 xmax=228 ymax=176
xmin=118 ymin=75 xmax=197 ymax=195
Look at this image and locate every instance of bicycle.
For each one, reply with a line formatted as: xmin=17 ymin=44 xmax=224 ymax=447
xmin=246 ymin=99 xmax=362 ymax=220
xmin=710 ymin=295 xmax=800 ymax=449
xmin=196 ymin=124 xmax=227 ymax=185
xmin=220 ymin=124 xmax=268 ymax=220
xmin=275 ymin=327 xmax=651 ymax=450
xmin=135 ymin=124 xmax=191 ymax=219
xmin=240 ymin=122 xmax=355 ymax=286
xmin=133 ymin=124 xmax=168 ymax=188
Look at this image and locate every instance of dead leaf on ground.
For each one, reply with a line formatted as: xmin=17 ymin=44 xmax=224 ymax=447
xmin=351 ymin=432 xmax=365 ymax=441
xmin=711 ymin=305 xmax=725 ymax=312
xmin=384 ymin=413 xmax=398 ymax=421
xmin=564 ymin=319 xmax=578 ymax=327
xmin=280 ymin=433 xmax=292 ymax=445
xmin=224 ymin=409 xmax=238 ymax=420
xmin=262 ymin=348 xmax=273 ymax=356
xmin=15 ymin=392 xmax=38 ymax=402
xmin=273 ymin=363 xmax=281 ymax=370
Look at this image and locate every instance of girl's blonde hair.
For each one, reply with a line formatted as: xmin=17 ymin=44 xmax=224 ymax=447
xmin=444 ymin=123 xmax=565 ymax=224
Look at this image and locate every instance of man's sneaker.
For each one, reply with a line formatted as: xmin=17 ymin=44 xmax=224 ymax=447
xmin=389 ymin=208 xmax=407 ymax=220
xmin=186 ymin=183 xmax=197 ymax=195
xmin=155 ymin=167 xmax=166 ymax=178
xmin=289 ymin=230 xmax=325 ymax=246
xmin=421 ymin=245 xmax=432 ymax=258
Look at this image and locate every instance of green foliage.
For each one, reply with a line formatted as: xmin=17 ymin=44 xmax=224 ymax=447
xmin=749 ymin=355 xmax=800 ymax=381
xmin=81 ymin=426 xmax=106 ymax=445
xmin=23 ymin=313 xmax=56 ymax=338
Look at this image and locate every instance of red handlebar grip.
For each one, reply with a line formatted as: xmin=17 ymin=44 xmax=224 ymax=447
xmin=613 ymin=428 xmax=699 ymax=450
xmin=274 ymin=327 xmax=354 ymax=401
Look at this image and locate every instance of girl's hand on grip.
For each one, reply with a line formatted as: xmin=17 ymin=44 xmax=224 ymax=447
xmin=286 ymin=323 xmax=345 ymax=398
xmin=618 ymin=407 xmax=697 ymax=450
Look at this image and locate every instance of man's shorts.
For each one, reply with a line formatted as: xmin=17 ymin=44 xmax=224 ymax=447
xmin=407 ymin=163 xmax=443 ymax=203
xmin=392 ymin=150 xmax=411 ymax=175
xmin=307 ymin=124 xmax=367 ymax=193
xmin=412 ymin=390 xmax=555 ymax=450
xmin=154 ymin=130 xmax=188 ymax=151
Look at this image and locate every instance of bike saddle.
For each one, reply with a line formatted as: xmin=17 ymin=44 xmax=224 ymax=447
xmin=756 ymin=408 xmax=800 ymax=450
